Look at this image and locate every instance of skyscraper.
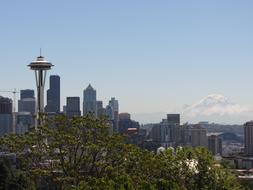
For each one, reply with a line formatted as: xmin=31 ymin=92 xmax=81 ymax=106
xmin=244 ymin=121 xmax=253 ymax=157
xmin=208 ymin=135 xmax=222 ymax=155
xmin=0 ymin=96 xmax=12 ymax=114
xmin=45 ymin=75 xmax=60 ymax=113
xmin=0 ymin=96 xmax=12 ymax=136
xmin=190 ymin=124 xmax=207 ymax=148
xmin=160 ymin=119 xmax=170 ymax=143
xmin=66 ymin=97 xmax=81 ymax=118
xmin=20 ymin=89 xmax=34 ymax=99
xmin=97 ymin=101 xmax=105 ymax=117
xmin=167 ymin=114 xmax=180 ymax=143
xmin=83 ymin=84 xmax=97 ymax=116
xmin=18 ymin=89 xmax=35 ymax=114
xmin=109 ymin=97 xmax=119 ymax=133
xmin=150 ymin=124 xmax=161 ymax=143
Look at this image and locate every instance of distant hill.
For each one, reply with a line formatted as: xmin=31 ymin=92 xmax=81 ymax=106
xmin=218 ymin=132 xmax=244 ymax=143
xmin=201 ymin=123 xmax=244 ymax=136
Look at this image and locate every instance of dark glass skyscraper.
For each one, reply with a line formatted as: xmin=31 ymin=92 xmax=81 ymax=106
xmin=20 ymin=89 xmax=34 ymax=99
xmin=45 ymin=75 xmax=60 ymax=113
xmin=0 ymin=96 xmax=12 ymax=114
xmin=66 ymin=97 xmax=81 ymax=117
xmin=0 ymin=96 xmax=12 ymax=136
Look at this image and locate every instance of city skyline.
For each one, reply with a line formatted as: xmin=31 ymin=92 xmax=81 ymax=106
xmin=0 ymin=1 xmax=252 ymax=124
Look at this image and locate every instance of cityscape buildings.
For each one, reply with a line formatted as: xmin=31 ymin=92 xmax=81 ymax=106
xmin=15 ymin=112 xmax=33 ymax=134
xmin=20 ymin=89 xmax=34 ymax=100
xmin=208 ymin=135 xmax=222 ymax=155
xmin=167 ymin=114 xmax=180 ymax=143
xmin=148 ymin=114 xmax=190 ymax=148
xmin=66 ymin=97 xmax=81 ymax=117
xmin=105 ymin=105 xmax=114 ymax=120
xmin=17 ymin=89 xmax=36 ymax=133
xmin=109 ymin=97 xmax=119 ymax=133
xmin=96 ymin=101 xmax=105 ymax=117
xmin=190 ymin=124 xmax=208 ymax=148
xmin=18 ymin=89 xmax=35 ymax=114
xmin=0 ymin=96 xmax=12 ymax=136
xmin=118 ymin=113 xmax=140 ymax=134
xmin=45 ymin=75 xmax=60 ymax=113
xmin=83 ymin=84 xmax=97 ymax=116
xmin=244 ymin=121 xmax=253 ymax=157
xmin=0 ymin=54 xmax=251 ymax=173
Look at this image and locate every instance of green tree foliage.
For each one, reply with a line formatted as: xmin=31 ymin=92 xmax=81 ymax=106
xmin=0 ymin=159 xmax=31 ymax=190
xmin=0 ymin=115 xmax=242 ymax=190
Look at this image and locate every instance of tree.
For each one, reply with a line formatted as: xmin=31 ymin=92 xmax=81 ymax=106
xmin=0 ymin=115 xmax=243 ymax=189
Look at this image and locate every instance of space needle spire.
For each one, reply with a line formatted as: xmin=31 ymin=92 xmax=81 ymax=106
xmin=28 ymin=52 xmax=54 ymax=127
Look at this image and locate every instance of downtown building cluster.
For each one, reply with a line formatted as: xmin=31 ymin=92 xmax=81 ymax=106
xmin=1 ymin=55 xmax=253 ymax=170
xmin=142 ymin=114 xmax=222 ymax=156
xmin=1 ymin=75 xmax=253 ymax=163
xmin=0 ymin=76 xmax=253 ymax=160
xmin=0 ymin=74 xmax=141 ymax=137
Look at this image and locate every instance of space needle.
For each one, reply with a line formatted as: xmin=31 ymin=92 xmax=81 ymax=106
xmin=28 ymin=52 xmax=54 ymax=126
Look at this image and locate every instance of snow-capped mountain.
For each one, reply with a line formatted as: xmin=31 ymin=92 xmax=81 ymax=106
xmin=184 ymin=94 xmax=246 ymax=117
xmin=183 ymin=94 xmax=250 ymax=124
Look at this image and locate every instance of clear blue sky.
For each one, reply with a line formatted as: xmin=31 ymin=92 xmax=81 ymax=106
xmin=0 ymin=0 xmax=252 ymax=115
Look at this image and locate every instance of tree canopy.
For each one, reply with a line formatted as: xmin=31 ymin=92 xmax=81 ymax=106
xmin=0 ymin=115 xmax=243 ymax=190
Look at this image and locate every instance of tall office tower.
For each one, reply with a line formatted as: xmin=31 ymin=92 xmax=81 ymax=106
xmin=45 ymin=75 xmax=60 ymax=113
xmin=167 ymin=114 xmax=180 ymax=124
xmin=150 ymin=124 xmax=161 ymax=142
xmin=175 ymin=124 xmax=190 ymax=146
xmin=83 ymin=84 xmax=97 ymax=116
xmin=20 ymin=89 xmax=34 ymax=99
xmin=66 ymin=97 xmax=81 ymax=118
xmin=244 ymin=121 xmax=253 ymax=157
xmin=160 ymin=119 xmax=170 ymax=143
xmin=0 ymin=96 xmax=12 ymax=136
xmin=208 ymin=135 xmax=222 ymax=155
xmin=109 ymin=97 xmax=119 ymax=133
xmin=18 ymin=89 xmax=36 ymax=114
xmin=18 ymin=89 xmax=35 ymax=132
xmin=105 ymin=105 xmax=114 ymax=120
xmin=105 ymin=105 xmax=114 ymax=133
xmin=167 ymin=114 xmax=180 ymax=143
xmin=190 ymin=124 xmax=207 ymax=148
xmin=97 ymin=101 xmax=105 ymax=117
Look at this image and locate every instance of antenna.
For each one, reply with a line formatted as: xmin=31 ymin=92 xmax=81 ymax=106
xmin=40 ymin=48 xmax=42 ymax=57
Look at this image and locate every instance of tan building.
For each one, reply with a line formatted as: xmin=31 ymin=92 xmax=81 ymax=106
xmin=190 ymin=124 xmax=207 ymax=148
xmin=208 ymin=135 xmax=222 ymax=155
